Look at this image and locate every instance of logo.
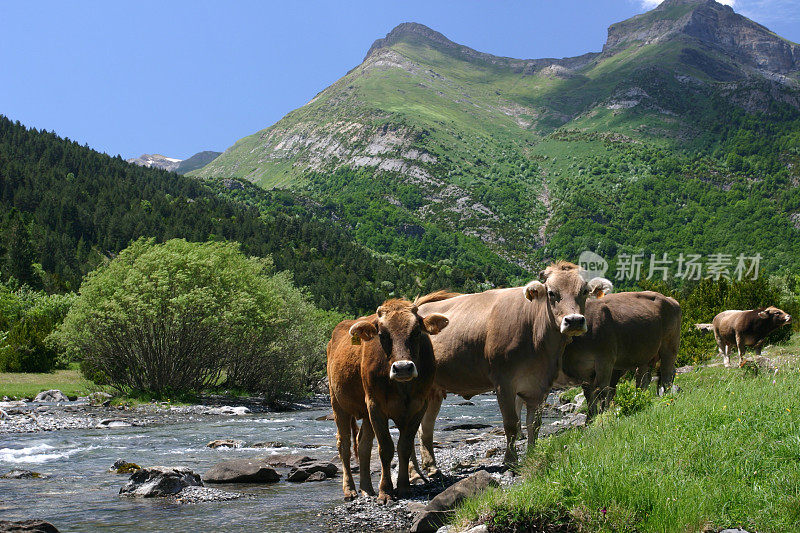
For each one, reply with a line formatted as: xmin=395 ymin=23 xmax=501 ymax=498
xmin=578 ymin=251 xmax=608 ymax=281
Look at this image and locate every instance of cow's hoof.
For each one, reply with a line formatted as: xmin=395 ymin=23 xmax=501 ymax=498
xmin=396 ymin=485 xmax=411 ymax=499
xmin=376 ymin=492 xmax=393 ymax=504
xmin=343 ymin=489 xmax=357 ymax=501
xmin=360 ymin=487 xmax=375 ymax=497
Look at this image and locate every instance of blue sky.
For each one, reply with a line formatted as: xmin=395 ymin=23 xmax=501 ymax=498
xmin=2 ymin=0 xmax=799 ymax=160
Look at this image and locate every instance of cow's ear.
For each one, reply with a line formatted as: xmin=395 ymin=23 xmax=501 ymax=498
xmin=349 ymin=319 xmax=378 ymax=344
xmin=422 ymin=313 xmax=448 ymax=335
xmin=588 ymin=277 xmax=613 ymax=299
xmin=523 ymin=280 xmax=546 ymax=301
xmin=758 ymin=310 xmax=769 ymax=319
xmin=538 ymin=269 xmax=549 ymax=282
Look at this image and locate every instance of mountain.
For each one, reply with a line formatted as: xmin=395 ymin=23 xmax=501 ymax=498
xmin=126 ymin=153 xmax=182 ymax=172
xmin=193 ymin=0 xmax=800 ymax=273
xmin=175 ymin=151 xmax=222 ymax=174
xmin=127 ymin=151 xmax=222 ymax=174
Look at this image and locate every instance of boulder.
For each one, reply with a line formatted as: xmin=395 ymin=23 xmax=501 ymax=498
xmin=251 ymin=441 xmax=286 ymax=448
xmin=1 ymin=470 xmax=47 ymax=479
xmin=264 ymin=454 xmax=314 ymax=468
xmin=305 ymin=471 xmax=327 ymax=482
xmin=410 ymin=470 xmax=498 ymax=533
xmin=206 ymin=439 xmax=244 ymax=449
xmin=110 ymin=460 xmax=141 ymax=474
xmin=441 ymin=423 xmax=491 ymax=431
xmin=286 ymin=458 xmax=338 ymax=482
xmin=33 ymin=390 xmax=69 ymax=403
xmin=96 ymin=419 xmax=133 ymax=428
xmin=119 ymin=466 xmax=202 ymax=497
xmin=173 ymin=486 xmax=242 ymax=503
xmin=0 ymin=520 xmax=60 ymax=533
xmin=204 ymin=406 xmax=250 ymax=416
xmin=0 ymin=409 xmax=7 ymax=420
xmin=204 ymin=459 xmax=280 ymax=484
xmin=88 ymin=392 xmax=113 ymax=405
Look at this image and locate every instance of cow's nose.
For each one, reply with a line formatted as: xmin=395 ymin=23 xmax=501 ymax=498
xmin=389 ymin=361 xmax=418 ymax=381
xmin=786 ymin=315 xmax=792 ymax=323
xmin=561 ymin=314 xmax=587 ymax=334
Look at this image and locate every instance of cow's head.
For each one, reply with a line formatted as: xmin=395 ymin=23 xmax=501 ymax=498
xmin=349 ymin=299 xmax=448 ymax=382
xmin=523 ymin=261 xmax=613 ymax=336
xmin=757 ymin=306 xmax=792 ymax=328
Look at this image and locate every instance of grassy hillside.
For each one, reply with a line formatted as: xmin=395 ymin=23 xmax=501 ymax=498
xmin=193 ymin=1 xmax=800 ymax=272
xmin=456 ymin=349 xmax=800 ymax=532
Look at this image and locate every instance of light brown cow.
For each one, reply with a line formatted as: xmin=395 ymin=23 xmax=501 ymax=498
xmin=327 ymin=295 xmax=450 ymax=502
xmin=712 ymin=306 xmax=792 ymax=367
xmin=557 ymin=291 xmax=681 ymax=417
xmin=415 ymin=262 xmax=612 ymax=470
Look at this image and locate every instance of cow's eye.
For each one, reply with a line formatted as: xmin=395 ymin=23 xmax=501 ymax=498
xmin=548 ymin=290 xmax=559 ymax=302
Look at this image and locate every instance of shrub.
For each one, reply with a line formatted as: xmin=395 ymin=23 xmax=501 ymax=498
xmin=612 ymin=380 xmax=652 ymax=417
xmin=0 ymin=281 xmax=74 ymax=372
xmin=53 ymin=238 xmax=307 ymax=398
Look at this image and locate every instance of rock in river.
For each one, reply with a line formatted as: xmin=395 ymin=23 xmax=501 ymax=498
xmin=286 ymin=458 xmax=338 ymax=482
xmin=1 ymin=470 xmax=48 ymax=479
xmin=206 ymin=439 xmax=244 ymax=449
xmin=119 ymin=466 xmax=202 ymax=497
xmin=0 ymin=520 xmax=60 ymax=532
xmin=204 ymin=459 xmax=280 ymax=484
xmin=33 ymin=390 xmax=69 ymax=403
xmin=204 ymin=406 xmax=250 ymax=416
xmin=110 ymin=460 xmax=141 ymax=474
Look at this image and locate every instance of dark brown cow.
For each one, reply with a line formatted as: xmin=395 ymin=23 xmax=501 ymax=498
xmin=558 ymin=291 xmax=681 ymax=417
xmin=416 ymin=262 xmax=612 ymax=470
xmin=712 ymin=306 xmax=792 ymax=367
xmin=327 ymin=295 xmax=449 ymax=502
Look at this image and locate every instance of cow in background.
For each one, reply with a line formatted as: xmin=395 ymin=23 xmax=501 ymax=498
xmin=712 ymin=307 xmax=792 ymax=367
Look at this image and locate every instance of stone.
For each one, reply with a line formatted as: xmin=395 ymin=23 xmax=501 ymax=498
xmin=287 ymin=459 xmax=338 ymax=482
xmin=305 ymin=471 xmax=327 ymax=482
xmin=411 ymin=470 xmax=499 ymax=533
xmin=441 ymin=423 xmax=491 ymax=431
xmin=315 ymin=412 xmax=335 ymax=421
xmin=558 ymin=402 xmax=579 ymax=413
xmin=119 ymin=466 xmax=202 ymax=497
xmin=204 ymin=406 xmax=250 ymax=416
xmin=719 ymin=529 xmax=750 ymax=533
xmin=574 ymin=392 xmax=586 ymax=409
xmin=204 ymin=459 xmax=280 ymax=484
xmin=464 ymin=526 xmax=488 ymax=533
xmin=0 ymin=520 xmax=60 ymax=533
xmin=96 ymin=419 xmax=133 ymax=428
xmin=110 ymin=460 xmax=141 ymax=474
xmin=485 ymin=447 xmax=501 ymax=458
xmin=264 ymin=454 xmax=314 ymax=468
xmin=33 ymin=390 xmax=68 ymax=403
xmin=0 ymin=469 xmax=47 ymax=479
xmin=251 ymin=441 xmax=286 ymax=448
xmin=0 ymin=409 xmax=7 ymax=420
xmin=206 ymin=439 xmax=244 ymax=449
xmin=456 ymin=401 xmax=475 ymax=406
xmin=173 ymin=486 xmax=242 ymax=503
xmin=88 ymin=392 xmax=113 ymax=405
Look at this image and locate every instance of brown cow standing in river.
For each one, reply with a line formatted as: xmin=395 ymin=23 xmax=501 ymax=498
xmin=327 ymin=295 xmax=450 ymax=502
xmin=558 ymin=291 xmax=681 ymax=417
xmin=415 ymin=262 xmax=612 ymax=470
xmin=712 ymin=307 xmax=792 ymax=367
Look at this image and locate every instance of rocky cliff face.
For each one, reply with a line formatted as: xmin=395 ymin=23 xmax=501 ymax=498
xmin=604 ymin=0 xmax=800 ymax=76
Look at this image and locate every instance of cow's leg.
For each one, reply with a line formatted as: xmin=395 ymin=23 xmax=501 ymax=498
xmin=658 ymin=344 xmax=678 ymax=397
xmin=634 ymin=366 xmax=651 ymax=390
xmin=367 ymin=402 xmax=395 ymax=504
xmin=396 ymin=407 xmax=426 ymax=498
xmin=515 ymin=395 xmax=525 ymax=439
xmin=587 ymin=363 xmax=613 ymax=418
xmin=722 ymin=344 xmax=731 ymax=368
xmin=333 ymin=404 xmax=357 ymax=501
xmin=605 ymin=368 xmax=626 ymax=410
xmin=357 ymin=419 xmax=375 ymax=497
xmin=416 ymin=390 xmax=444 ymax=477
xmin=736 ymin=335 xmax=747 ymax=367
xmin=525 ymin=402 xmax=544 ymax=452
xmin=754 ymin=342 xmax=763 ymax=357
xmin=496 ymin=384 xmax=521 ymax=465
xmin=581 ymin=382 xmax=596 ymax=419
xmin=715 ymin=329 xmax=729 ymax=367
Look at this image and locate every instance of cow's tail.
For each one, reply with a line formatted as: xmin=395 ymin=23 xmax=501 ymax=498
xmin=414 ymin=290 xmax=461 ymax=306
xmin=350 ymin=417 xmax=359 ymax=457
xmin=410 ymin=445 xmax=429 ymax=483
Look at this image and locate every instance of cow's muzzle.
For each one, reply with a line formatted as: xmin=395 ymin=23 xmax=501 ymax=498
xmin=560 ymin=314 xmax=587 ymax=335
xmin=785 ymin=315 xmax=792 ymax=323
xmin=389 ymin=360 xmax=418 ymax=382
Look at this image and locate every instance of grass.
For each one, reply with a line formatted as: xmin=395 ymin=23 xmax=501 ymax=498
xmin=456 ymin=355 xmax=800 ymax=533
xmin=0 ymin=363 xmax=103 ymax=399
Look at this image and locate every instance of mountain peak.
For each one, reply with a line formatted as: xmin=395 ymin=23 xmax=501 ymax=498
xmin=603 ymin=0 xmax=800 ymax=75
xmin=365 ymin=22 xmax=475 ymax=61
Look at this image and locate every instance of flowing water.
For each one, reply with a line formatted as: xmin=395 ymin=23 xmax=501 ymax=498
xmin=0 ymin=395 xmax=507 ymax=532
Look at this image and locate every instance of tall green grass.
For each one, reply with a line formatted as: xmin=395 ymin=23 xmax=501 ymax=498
xmin=456 ymin=363 xmax=800 ymax=532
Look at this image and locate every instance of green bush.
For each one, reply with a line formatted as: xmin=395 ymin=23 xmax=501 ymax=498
xmin=53 ymin=238 xmax=338 ymax=402
xmin=612 ymin=380 xmax=653 ymax=417
xmin=0 ymin=281 xmax=74 ymax=372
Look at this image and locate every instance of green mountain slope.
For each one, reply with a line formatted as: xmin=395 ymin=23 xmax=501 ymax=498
xmin=194 ymin=0 xmax=800 ymax=272
xmin=0 ymin=116 xmax=521 ymax=313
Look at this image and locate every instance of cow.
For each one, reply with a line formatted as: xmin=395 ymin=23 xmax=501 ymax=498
xmin=414 ymin=261 xmax=612 ymax=471
xmin=560 ymin=291 xmax=681 ymax=414
xmin=711 ymin=306 xmax=792 ymax=367
xmin=326 ymin=294 xmax=450 ymax=503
